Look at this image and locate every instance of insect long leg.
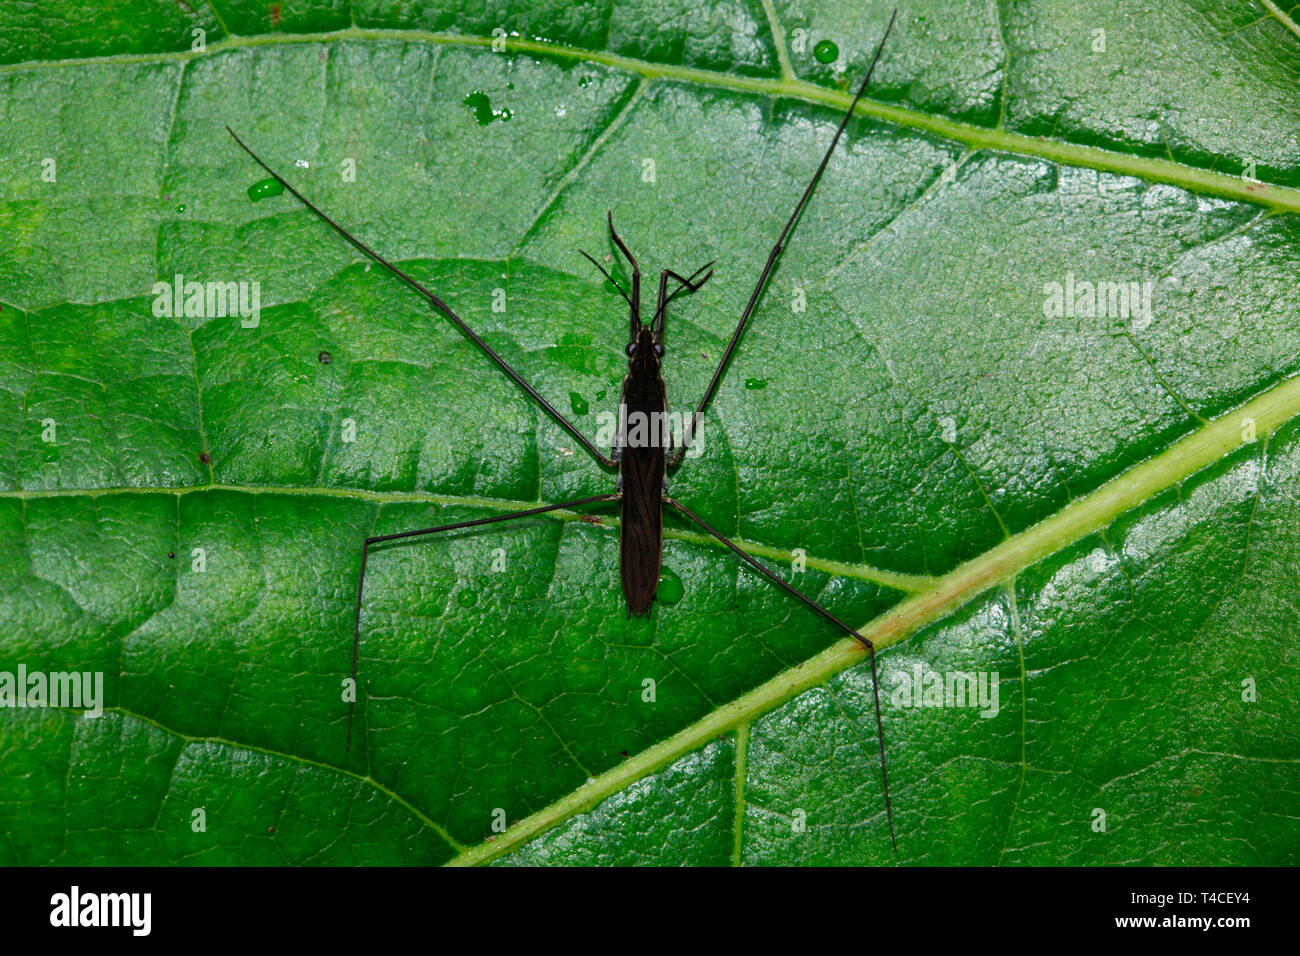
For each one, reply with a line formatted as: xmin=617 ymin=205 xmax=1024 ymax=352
xmin=349 ymin=493 xmax=619 ymax=750
xmin=662 ymin=495 xmax=896 ymax=849
xmin=669 ymin=9 xmax=898 ymax=468
xmin=227 ymin=128 xmax=617 ymax=470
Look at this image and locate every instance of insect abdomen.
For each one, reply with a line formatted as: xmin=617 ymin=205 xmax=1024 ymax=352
xmin=618 ymin=370 xmax=666 ymax=615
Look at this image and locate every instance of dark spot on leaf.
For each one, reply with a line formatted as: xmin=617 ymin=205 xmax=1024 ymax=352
xmin=167 ymin=552 xmax=175 ymax=559
xmin=620 ymin=750 xmax=628 ymax=757
xmin=270 ymin=3 xmax=280 ymax=26
xmin=267 ymin=826 xmax=275 ymax=834
xmin=199 ymin=452 xmax=210 ymax=464
xmin=318 ymin=350 xmax=332 ymax=364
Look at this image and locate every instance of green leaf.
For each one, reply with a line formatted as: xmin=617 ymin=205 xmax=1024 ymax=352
xmin=2 ymin=0 xmax=1298 ymax=866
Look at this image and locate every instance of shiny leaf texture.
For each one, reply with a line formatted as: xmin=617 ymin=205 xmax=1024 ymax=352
xmin=1 ymin=0 xmax=1298 ymax=865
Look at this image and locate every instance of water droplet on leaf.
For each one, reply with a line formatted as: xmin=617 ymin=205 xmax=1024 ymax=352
xmin=814 ymin=39 xmax=839 ymax=64
xmin=744 ymin=377 xmax=767 ymax=390
xmin=457 ymin=589 xmax=478 ymax=608
xmin=464 ymin=91 xmax=511 ymax=125
xmin=247 ymin=177 xmax=284 ymax=202
xmin=656 ymin=567 xmax=684 ymax=605
xmin=569 ymin=392 xmax=589 ymax=416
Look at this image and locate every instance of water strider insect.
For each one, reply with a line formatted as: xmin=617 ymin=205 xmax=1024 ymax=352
xmin=229 ymin=12 xmax=900 ymax=847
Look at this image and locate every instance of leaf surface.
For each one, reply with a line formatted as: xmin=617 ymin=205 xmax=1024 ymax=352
xmin=1 ymin=0 xmax=1298 ymax=865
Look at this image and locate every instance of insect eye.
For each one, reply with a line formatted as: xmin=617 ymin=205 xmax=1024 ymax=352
xmin=626 ymin=341 xmax=638 ymax=357
xmin=653 ymin=344 xmax=664 ymax=357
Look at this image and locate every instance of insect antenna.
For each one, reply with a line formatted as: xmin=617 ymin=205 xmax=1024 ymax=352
xmin=578 ymin=249 xmax=634 ymax=309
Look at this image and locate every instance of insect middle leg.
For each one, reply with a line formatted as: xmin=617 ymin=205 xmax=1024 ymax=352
xmin=348 ymin=492 xmax=619 ymax=750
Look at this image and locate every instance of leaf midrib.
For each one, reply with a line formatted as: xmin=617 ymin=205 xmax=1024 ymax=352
xmin=451 ymin=372 xmax=1300 ymax=866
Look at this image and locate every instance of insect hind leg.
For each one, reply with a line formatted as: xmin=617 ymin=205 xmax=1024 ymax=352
xmin=348 ymin=493 xmax=618 ymax=751
xmin=662 ymin=494 xmax=897 ymax=849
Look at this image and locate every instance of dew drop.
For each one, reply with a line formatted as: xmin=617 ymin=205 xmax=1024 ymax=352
xmin=555 ymin=104 xmax=567 ymax=118
xmin=176 ymin=203 xmax=187 ymax=213
xmin=247 ymin=177 xmax=285 ymax=202
xmin=457 ymin=589 xmax=478 ymax=608
xmin=656 ymin=567 xmax=684 ymax=605
xmin=294 ymin=159 xmax=309 ymax=168
xmin=569 ymin=391 xmax=589 ymax=416
xmin=744 ymin=377 xmax=768 ymax=390
xmin=463 ymin=91 xmax=511 ymax=125
xmin=813 ymin=39 xmax=839 ymax=64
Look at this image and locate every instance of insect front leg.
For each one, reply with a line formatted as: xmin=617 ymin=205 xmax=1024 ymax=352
xmin=667 ymin=13 xmax=897 ymax=470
